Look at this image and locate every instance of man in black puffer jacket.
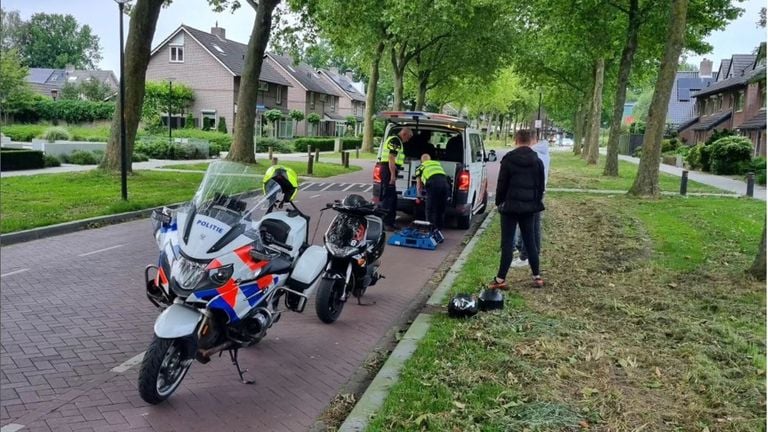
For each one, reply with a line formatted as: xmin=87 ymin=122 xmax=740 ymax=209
xmin=491 ymin=129 xmax=546 ymax=289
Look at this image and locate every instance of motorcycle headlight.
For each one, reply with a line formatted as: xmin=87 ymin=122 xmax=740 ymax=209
xmin=208 ymin=264 xmax=234 ymax=286
xmin=325 ymin=242 xmax=358 ymax=257
xmin=173 ymin=256 xmax=207 ymax=290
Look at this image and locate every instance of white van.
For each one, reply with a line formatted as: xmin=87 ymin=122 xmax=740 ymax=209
xmin=372 ymin=111 xmax=492 ymax=229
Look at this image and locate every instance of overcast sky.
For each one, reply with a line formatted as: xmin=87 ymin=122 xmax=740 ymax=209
xmin=5 ymin=0 xmax=767 ymax=76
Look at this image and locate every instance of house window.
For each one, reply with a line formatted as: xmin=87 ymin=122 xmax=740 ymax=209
xmin=170 ymin=46 xmax=184 ymax=63
xmin=258 ymin=81 xmax=268 ymax=92
xmin=736 ymin=90 xmax=745 ymax=112
xmin=330 ymin=96 xmax=335 ymax=112
xmin=276 ymin=87 xmax=282 ymax=105
xmin=761 ymin=84 xmax=766 ymax=108
xmin=310 ymin=92 xmax=315 ymax=109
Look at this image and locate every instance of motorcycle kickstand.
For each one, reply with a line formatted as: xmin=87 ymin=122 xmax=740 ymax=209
xmin=228 ymin=348 xmax=255 ymax=384
xmin=356 ymin=295 xmax=376 ymax=306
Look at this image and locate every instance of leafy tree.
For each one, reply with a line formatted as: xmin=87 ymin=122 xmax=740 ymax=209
xmin=264 ymin=109 xmax=283 ymax=138
xmin=59 ymin=79 xmax=115 ymax=102
xmin=217 ymin=117 xmax=228 ymax=133
xmin=289 ymin=108 xmax=304 ymax=136
xmin=141 ymin=81 xmax=194 ymax=123
xmin=0 ymin=48 xmax=36 ymax=121
xmin=630 ymin=0 xmax=689 ymax=196
xmin=17 ymin=13 xmax=102 ymax=69
xmin=101 ymin=0 xmax=165 ymax=172
xmin=306 ymin=112 xmax=321 ymax=135
xmin=0 ymin=9 xmax=23 ymax=52
xmin=184 ymin=113 xmax=196 ymax=129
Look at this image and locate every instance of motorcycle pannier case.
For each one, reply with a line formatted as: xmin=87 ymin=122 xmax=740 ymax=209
xmin=288 ymin=245 xmax=327 ymax=294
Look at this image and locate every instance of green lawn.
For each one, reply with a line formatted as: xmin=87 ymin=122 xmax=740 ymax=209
xmin=367 ymin=194 xmax=765 ymax=431
xmin=161 ymin=159 xmax=360 ymax=177
xmin=549 ymin=152 xmax=725 ymax=193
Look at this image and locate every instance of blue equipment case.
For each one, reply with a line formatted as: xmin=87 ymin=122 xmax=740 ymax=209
xmin=387 ymin=221 xmax=444 ymax=250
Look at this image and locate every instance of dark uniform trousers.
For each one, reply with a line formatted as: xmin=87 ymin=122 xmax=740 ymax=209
xmin=424 ymin=174 xmax=449 ymax=230
xmin=379 ymin=164 xmax=398 ymax=227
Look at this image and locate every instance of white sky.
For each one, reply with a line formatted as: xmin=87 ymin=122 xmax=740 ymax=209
xmin=5 ymin=0 xmax=766 ymax=77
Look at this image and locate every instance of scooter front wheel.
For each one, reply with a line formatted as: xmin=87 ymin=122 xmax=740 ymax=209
xmin=315 ymin=278 xmax=346 ymax=324
xmin=138 ymin=336 xmax=193 ymax=404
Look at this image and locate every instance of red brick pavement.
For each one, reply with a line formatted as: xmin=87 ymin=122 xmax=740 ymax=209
xmin=1 ymin=159 xmax=501 ymax=431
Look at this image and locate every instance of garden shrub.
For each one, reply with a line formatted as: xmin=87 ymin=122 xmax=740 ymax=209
xmin=293 ymin=137 xmax=362 ymax=152
xmin=255 ymin=138 xmax=294 ymax=153
xmin=134 ymin=138 xmax=208 ymax=160
xmin=60 ymin=150 xmax=101 ymax=165
xmin=709 ymin=136 xmax=753 ymax=175
xmin=0 ymin=148 xmax=44 ymax=170
xmin=43 ymin=154 xmax=61 ymax=167
xmin=1 ymin=124 xmax=45 ymax=141
xmin=42 ymin=126 xmax=72 ymax=142
xmin=661 ymin=138 xmax=680 ymax=153
xmin=217 ymin=117 xmax=228 ymax=134
xmin=132 ymin=152 xmax=150 ymax=162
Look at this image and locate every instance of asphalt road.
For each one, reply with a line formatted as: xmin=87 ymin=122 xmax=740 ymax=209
xmin=0 ymin=158 xmax=501 ymax=432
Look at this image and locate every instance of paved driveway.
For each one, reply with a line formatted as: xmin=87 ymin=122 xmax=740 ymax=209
xmin=1 ymin=160 xmax=501 ymax=432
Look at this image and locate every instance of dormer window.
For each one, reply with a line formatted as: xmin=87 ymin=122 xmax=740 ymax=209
xmin=330 ymin=96 xmax=335 ymax=112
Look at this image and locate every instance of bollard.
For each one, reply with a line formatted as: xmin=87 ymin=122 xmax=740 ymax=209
xmin=272 ymin=157 xmax=278 ymax=165
xmin=343 ymin=152 xmax=350 ymax=168
xmin=268 ymin=146 xmax=273 ymax=162
xmin=746 ymin=172 xmax=755 ymax=197
xmin=356 ymin=145 xmax=360 ymax=158
xmin=315 ymin=148 xmax=320 ymax=163
xmin=680 ymin=170 xmax=688 ymax=196
xmin=307 ymin=154 xmax=314 ymax=176
xmin=340 ymin=150 xmax=345 ymax=165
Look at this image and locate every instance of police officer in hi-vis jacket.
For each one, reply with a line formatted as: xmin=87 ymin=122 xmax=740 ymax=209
xmin=379 ymin=127 xmax=413 ymax=231
xmin=414 ymin=153 xmax=449 ymax=231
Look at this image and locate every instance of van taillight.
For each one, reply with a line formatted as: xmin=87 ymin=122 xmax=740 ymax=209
xmin=458 ymin=170 xmax=470 ymax=191
xmin=373 ymin=164 xmax=382 ymax=183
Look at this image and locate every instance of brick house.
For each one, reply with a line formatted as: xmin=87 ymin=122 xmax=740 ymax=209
xmin=666 ymin=60 xmax=716 ymax=137
xmin=679 ymin=46 xmax=766 ymax=157
xmin=265 ymin=54 xmax=347 ymax=137
xmin=318 ymin=68 xmax=367 ymax=135
xmin=26 ymin=66 xmax=118 ymax=100
xmin=146 ymin=25 xmax=292 ymax=135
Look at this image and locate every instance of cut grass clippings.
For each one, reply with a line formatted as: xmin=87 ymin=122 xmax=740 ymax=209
xmin=367 ymin=193 xmax=765 ymax=431
xmin=549 ymin=152 xmax=724 ymax=194
xmin=160 ymin=158 xmax=360 ymax=178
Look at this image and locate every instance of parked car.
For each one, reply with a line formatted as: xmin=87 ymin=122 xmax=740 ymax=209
xmin=372 ymin=111 xmax=490 ymax=229
xmin=560 ymin=137 xmax=574 ymax=146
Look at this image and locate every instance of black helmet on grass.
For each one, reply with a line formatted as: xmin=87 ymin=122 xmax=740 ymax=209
xmin=447 ymin=293 xmax=479 ymax=318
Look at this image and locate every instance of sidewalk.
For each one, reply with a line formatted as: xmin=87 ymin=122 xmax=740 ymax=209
xmin=615 ymin=153 xmax=766 ymax=201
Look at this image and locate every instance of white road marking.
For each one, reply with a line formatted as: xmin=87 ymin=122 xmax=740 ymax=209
xmin=0 ymin=268 xmax=29 ymax=278
xmin=78 ymin=244 xmax=125 ymax=257
xmin=319 ymin=183 xmax=335 ymax=191
xmin=310 ymin=194 xmax=321 ymax=199
xmin=364 ymin=185 xmax=373 ymax=192
xmin=343 ymin=184 xmax=356 ymax=191
xmin=300 ymin=182 xmax=315 ymax=190
xmin=1 ymin=424 xmax=25 ymax=432
xmin=111 ymin=351 xmax=145 ymax=373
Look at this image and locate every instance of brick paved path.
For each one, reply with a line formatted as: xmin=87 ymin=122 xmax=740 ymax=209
xmin=1 ymin=162 xmax=500 ymax=432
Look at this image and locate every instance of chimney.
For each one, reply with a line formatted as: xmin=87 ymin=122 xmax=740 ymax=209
xmin=699 ymin=58 xmax=713 ymax=78
xmin=329 ymin=66 xmax=339 ymax=75
xmin=211 ymin=22 xmax=225 ymax=40
xmin=64 ymin=64 xmax=75 ymax=73
xmin=345 ymin=70 xmax=354 ymax=80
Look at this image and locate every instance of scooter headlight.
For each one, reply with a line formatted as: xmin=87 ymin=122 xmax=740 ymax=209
xmin=325 ymin=243 xmax=358 ymax=257
xmin=208 ymin=264 xmax=234 ymax=286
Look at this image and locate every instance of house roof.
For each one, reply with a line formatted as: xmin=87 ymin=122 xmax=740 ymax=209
xmin=692 ymin=65 xmax=766 ymax=98
xmin=677 ymin=116 xmax=699 ymax=132
xmin=727 ymin=54 xmax=757 ymax=79
xmin=321 ymin=70 xmax=366 ymax=102
xmin=716 ymin=59 xmax=731 ymax=82
xmin=267 ymin=53 xmax=343 ymax=96
xmin=181 ymin=26 xmax=291 ymax=86
xmin=693 ymin=111 xmax=731 ymax=131
xmin=324 ymin=111 xmax=346 ymax=121
xmin=26 ymin=68 xmax=117 ymax=89
xmin=738 ymin=109 xmax=767 ymax=130
xmin=667 ymin=71 xmax=714 ymax=125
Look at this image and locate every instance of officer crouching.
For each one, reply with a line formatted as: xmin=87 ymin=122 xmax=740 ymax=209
xmin=415 ymin=153 xmax=449 ymax=236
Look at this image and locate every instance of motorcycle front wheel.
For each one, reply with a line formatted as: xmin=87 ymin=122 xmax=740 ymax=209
xmin=315 ymin=277 xmax=346 ymax=324
xmin=138 ymin=336 xmax=193 ymax=404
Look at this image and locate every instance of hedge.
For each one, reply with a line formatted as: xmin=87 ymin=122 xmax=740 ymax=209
xmin=293 ymin=137 xmax=362 ymax=152
xmin=1 ymin=124 xmax=46 ymax=142
xmin=172 ymin=129 xmax=232 ymax=151
xmin=709 ymin=136 xmax=753 ymax=175
xmin=255 ymin=138 xmax=294 ymax=153
xmin=13 ymin=99 xmax=115 ymax=124
xmin=1 ymin=148 xmax=45 ymax=171
xmin=134 ymin=138 xmax=208 ymax=160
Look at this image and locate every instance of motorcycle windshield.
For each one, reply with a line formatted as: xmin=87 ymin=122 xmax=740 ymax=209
xmin=326 ymin=214 xmax=366 ymax=257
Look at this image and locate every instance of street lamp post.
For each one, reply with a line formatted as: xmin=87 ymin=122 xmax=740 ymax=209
xmin=116 ymin=0 xmax=129 ymax=201
xmin=536 ymin=91 xmax=542 ymax=141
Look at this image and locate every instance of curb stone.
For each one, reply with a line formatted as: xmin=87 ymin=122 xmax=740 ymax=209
xmin=338 ymin=209 xmax=498 ymax=432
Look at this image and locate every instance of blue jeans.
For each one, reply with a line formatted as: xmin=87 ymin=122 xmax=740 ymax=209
xmin=515 ymin=212 xmax=541 ymax=260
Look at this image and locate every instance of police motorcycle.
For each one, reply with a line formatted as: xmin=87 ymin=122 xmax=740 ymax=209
xmin=315 ymin=194 xmax=387 ymax=323
xmin=139 ymin=162 xmax=327 ymax=404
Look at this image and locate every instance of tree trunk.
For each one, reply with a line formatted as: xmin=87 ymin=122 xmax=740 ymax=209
xmin=748 ymin=222 xmax=767 ymax=280
xmin=604 ymin=0 xmax=640 ymax=176
xmin=362 ymin=40 xmax=385 ymax=153
xmin=391 ymin=47 xmax=406 ymax=110
xmin=100 ymin=0 xmax=164 ymax=172
xmin=629 ymin=0 xmax=688 ymax=196
xmin=572 ymin=109 xmax=583 ymax=155
xmin=415 ymin=74 xmax=428 ymax=110
xmin=227 ymin=0 xmax=281 ymax=163
xmin=585 ymin=58 xmax=605 ymax=165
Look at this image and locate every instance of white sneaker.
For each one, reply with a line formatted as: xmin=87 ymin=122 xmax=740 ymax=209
xmin=510 ymin=258 xmax=528 ymax=268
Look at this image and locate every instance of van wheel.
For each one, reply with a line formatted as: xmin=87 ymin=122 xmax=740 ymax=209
xmin=457 ymin=199 xmax=473 ymax=229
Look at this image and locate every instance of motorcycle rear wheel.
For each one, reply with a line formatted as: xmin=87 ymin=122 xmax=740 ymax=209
xmin=138 ymin=336 xmax=193 ymax=404
xmin=315 ymin=278 xmax=346 ymax=324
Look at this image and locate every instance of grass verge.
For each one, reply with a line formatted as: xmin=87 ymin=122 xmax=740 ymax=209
xmin=160 ymin=159 xmax=360 ymax=177
xmin=367 ymin=194 xmax=765 ymax=431
xmin=549 ymin=152 xmax=724 ymax=193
